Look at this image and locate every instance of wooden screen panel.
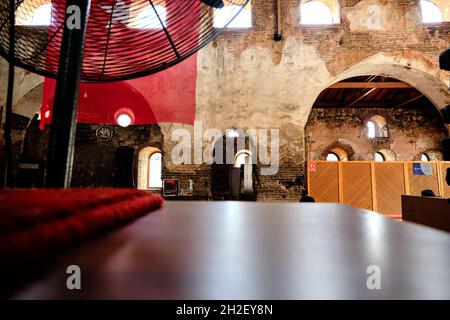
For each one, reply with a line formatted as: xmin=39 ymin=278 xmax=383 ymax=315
xmin=374 ymin=163 xmax=405 ymax=216
xmin=407 ymin=162 xmax=439 ymax=196
xmin=308 ymin=162 xmax=339 ymax=203
xmin=440 ymin=162 xmax=450 ymax=197
xmin=341 ymin=162 xmax=372 ymax=210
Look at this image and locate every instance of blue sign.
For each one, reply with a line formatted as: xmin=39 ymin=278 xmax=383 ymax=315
xmin=413 ymin=163 xmax=433 ymax=176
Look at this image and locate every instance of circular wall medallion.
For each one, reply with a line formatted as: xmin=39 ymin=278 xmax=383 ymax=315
xmin=96 ymin=127 xmax=113 ymax=142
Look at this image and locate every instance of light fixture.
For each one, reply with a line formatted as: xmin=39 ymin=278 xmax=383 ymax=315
xmin=115 ymin=108 xmax=135 ymax=128
xmin=117 ymin=114 xmax=132 ymax=127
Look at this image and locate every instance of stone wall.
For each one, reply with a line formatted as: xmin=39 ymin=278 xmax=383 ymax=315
xmin=14 ymin=121 xmax=163 ymax=188
xmin=306 ymin=107 xmax=448 ymax=161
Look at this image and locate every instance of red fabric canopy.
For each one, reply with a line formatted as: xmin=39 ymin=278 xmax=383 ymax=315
xmin=40 ymin=0 xmax=198 ymax=127
xmin=40 ymin=55 xmax=197 ymax=127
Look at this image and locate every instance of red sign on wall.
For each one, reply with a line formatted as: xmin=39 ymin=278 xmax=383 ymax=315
xmin=309 ymin=161 xmax=317 ymax=172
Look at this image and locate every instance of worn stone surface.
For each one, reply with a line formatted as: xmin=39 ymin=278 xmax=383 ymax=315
xmin=306 ymin=107 xmax=447 ymax=161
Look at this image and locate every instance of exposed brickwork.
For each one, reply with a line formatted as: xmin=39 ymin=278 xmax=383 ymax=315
xmin=306 ymin=106 xmax=447 ymax=161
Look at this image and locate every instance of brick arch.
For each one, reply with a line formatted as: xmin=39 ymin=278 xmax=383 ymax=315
xmin=300 ymin=0 xmax=341 ymax=24
xmin=137 ymin=146 xmax=162 ymax=190
xmin=328 ymin=53 xmax=450 ymax=111
xmin=305 ymin=53 xmax=450 ymax=136
xmin=376 ymin=149 xmax=397 ymax=161
xmin=327 ymin=51 xmax=374 ymax=77
xmin=326 ymin=50 xmax=445 ymax=80
xmin=422 ymin=149 xmax=444 ymax=161
xmin=366 ymin=114 xmax=389 ymax=138
xmin=321 ymin=141 xmax=355 ymax=160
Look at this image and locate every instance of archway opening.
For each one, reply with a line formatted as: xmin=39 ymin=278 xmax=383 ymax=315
xmin=326 ymin=153 xmax=339 ymax=161
xmin=326 ymin=148 xmax=348 ymax=161
xmin=376 ymin=149 xmax=396 ymax=161
xmin=367 ymin=115 xmax=388 ymax=138
xmin=234 ymin=150 xmax=253 ymax=194
xmin=300 ymin=0 xmax=340 ymax=25
xmin=306 ymin=76 xmax=447 ymax=161
xmin=419 ymin=0 xmax=450 ymax=23
xmin=211 ymin=135 xmax=257 ymax=201
xmin=375 ymin=152 xmax=385 ymax=162
xmin=421 ymin=150 xmax=444 ymax=161
xmin=138 ymin=147 xmax=162 ymax=190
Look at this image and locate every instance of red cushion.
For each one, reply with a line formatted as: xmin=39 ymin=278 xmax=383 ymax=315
xmin=0 ymin=189 xmax=163 ymax=267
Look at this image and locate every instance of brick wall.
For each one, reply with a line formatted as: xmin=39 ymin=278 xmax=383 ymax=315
xmin=306 ymin=107 xmax=447 ymax=161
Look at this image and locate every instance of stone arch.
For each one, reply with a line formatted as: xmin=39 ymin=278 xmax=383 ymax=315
xmin=300 ymin=0 xmax=341 ymax=25
xmin=137 ymin=146 xmax=162 ymax=190
xmin=421 ymin=149 xmax=444 ymax=161
xmin=332 ymin=56 xmax=450 ymax=111
xmin=321 ymin=141 xmax=355 ymax=160
xmin=303 ymin=57 xmax=450 ymax=165
xmin=327 ymin=148 xmax=348 ymax=161
xmin=234 ymin=149 xmax=252 ymax=167
xmin=376 ymin=149 xmax=397 ymax=161
xmin=233 ymin=149 xmax=254 ymax=193
xmin=211 ymin=133 xmax=258 ymax=199
xmin=212 ymin=133 xmax=257 ymax=165
xmin=366 ymin=115 xmax=389 ymax=138
xmin=307 ymin=53 xmax=450 ymax=127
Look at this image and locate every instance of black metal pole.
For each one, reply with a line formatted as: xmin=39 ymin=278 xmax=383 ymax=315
xmin=45 ymin=0 xmax=90 ymax=188
xmin=3 ymin=0 xmax=16 ymax=188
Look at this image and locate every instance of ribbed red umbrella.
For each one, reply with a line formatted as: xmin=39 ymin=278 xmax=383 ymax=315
xmin=0 ymin=0 xmax=249 ymax=82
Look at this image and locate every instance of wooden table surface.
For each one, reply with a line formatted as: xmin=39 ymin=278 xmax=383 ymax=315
xmin=10 ymin=202 xmax=450 ymax=299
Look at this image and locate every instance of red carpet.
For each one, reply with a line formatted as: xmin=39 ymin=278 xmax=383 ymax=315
xmin=0 ymin=189 xmax=163 ymax=267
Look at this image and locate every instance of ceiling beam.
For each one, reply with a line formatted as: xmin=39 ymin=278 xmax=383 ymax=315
xmin=314 ymin=99 xmax=429 ymax=108
xmin=314 ymin=102 xmax=391 ymax=107
xmin=329 ymin=82 xmax=412 ymax=89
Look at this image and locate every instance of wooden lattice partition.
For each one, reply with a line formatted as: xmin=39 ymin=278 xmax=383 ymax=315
xmin=440 ymin=162 xmax=450 ymax=198
xmin=374 ymin=162 xmax=405 ymax=216
xmin=308 ymin=162 xmax=339 ymax=203
xmin=307 ymin=161 xmax=450 ymax=216
xmin=341 ymin=162 xmax=373 ymax=210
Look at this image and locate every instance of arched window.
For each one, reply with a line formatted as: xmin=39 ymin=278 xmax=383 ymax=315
xmin=138 ymin=147 xmax=162 ymax=190
xmin=325 ymin=148 xmax=348 ymax=161
xmin=367 ymin=115 xmax=389 ymax=139
xmin=421 ymin=150 xmax=443 ymax=161
xmin=233 ymin=150 xmax=253 ymax=193
xmin=420 ymin=0 xmax=443 ymax=23
xmin=421 ymin=153 xmax=430 ymax=161
xmin=326 ymin=153 xmax=339 ymax=161
xmin=367 ymin=121 xmax=377 ymax=139
xmin=376 ymin=149 xmax=396 ymax=162
xmin=17 ymin=3 xmax=52 ymax=26
xmin=134 ymin=5 xmax=167 ymax=29
xmin=300 ymin=0 xmax=340 ymax=25
xmin=235 ymin=152 xmax=248 ymax=168
xmin=214 ymin=3 xmax=252 ymax=28
xmin=149 ymin=152 xmax=162 ymax=189
xmin=375 ymin=152 xmax=385 ymax=162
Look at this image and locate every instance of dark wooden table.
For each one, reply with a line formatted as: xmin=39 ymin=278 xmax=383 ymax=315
xmin=9 ymin=202 xmax=450 ymax=299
